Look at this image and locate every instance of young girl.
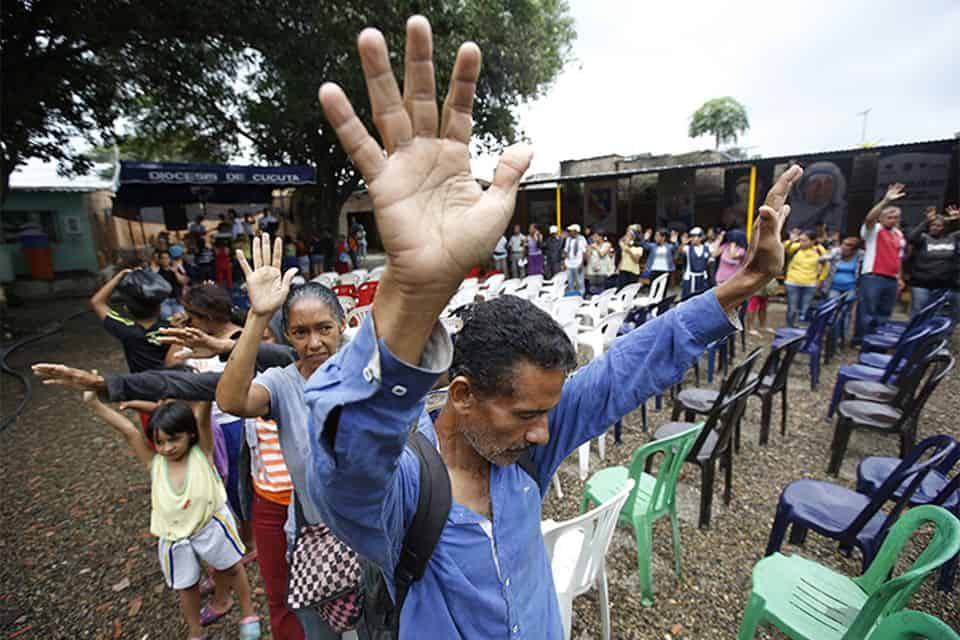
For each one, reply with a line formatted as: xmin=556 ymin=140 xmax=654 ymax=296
xmin=83 ymin=394 xmax=261 ymax=640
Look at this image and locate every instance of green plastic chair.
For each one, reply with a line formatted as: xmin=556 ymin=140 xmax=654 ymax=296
xmin=867 ymin=610 xmax=959 ymax=640
xmin=737 ymin=504 xmax=960 ymax=640
xmin=581 ymin=423 xmax=702 ymax=606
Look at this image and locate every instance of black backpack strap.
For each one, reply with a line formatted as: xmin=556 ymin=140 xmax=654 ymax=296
xmin=516 ymin=450 xmax=538 ymax=484
xmin=394 ymin=431 xmax=452 ymax=609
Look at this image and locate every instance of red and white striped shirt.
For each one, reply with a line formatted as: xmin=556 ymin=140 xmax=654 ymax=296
xmin=250 ymin=417 xmax=293 ymax=505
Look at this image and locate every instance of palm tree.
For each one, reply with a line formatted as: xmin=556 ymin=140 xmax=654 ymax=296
xmin=689 ymin=97 xmax=750 ymax=149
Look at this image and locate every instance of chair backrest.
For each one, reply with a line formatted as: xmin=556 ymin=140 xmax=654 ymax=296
xmin=593 ymin=287 xmax=618 ymax=316
xmin=866 ymin=610 xmax=959 ymax=640
xmin=799 ymin=297 xmax=842 ymax=351
xmin=756 ymin=335 xmax=805 ymax=394
xmin=625 ymin=424 xmax=702 ymax=518
xmin=844 ymin=504 xmax=960 ymax=640
xmin=647 ymin=272 xmax=670 ymax=304
xmin=691 ymin=348 xmax=764 ymax=460
xmin=897 ymin=353 xmax=955 ymax=430
xmin=652 ymin=294 xmax=677 ymax=318
xmin=615 ymin=282 xmax=643 ymax=308
xmin=312 ymin=273 xmax=338 ymax=288
xmin=599 ymin=311 xmax=629 ymax=347
xmin=554 ymin=296 xmax=583 ymax=325
xmin=842 ymin=435 xmax=957 ymax=550
xmin=345 ymin=304 xmax=372 ymax=328
xmin=357 ymin=280 xmax=379 ymax=307
xmin=339 ymin=272 xmax=360 ymax=286
xmin=886 ymin=337 xmax=947 ymax=408
xmin=482 ymin=272 xmax=506 ymax=297
xmin=337 ymin=295 xmax=356 ymax=312
xmin=333 ymin=283 xmax=357 ymax=299
xmin=899 ymin=291 xmax=951 ymax=336
xmin=880 ymin=318 xmax=943 ymax=381
xmin=542 ymin=479 xmax=634 ymax=598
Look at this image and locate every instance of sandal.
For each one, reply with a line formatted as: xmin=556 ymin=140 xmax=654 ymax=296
xmin=239 ymin=617 xmax=261 ymax=639
xmin=199 ymin=600 xmax=232 ymax=626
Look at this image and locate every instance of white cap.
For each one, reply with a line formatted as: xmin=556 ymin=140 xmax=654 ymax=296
xmin=689 ymin=227 xmax=703 ymax=236
xmin=567 ymin=224 xmax=581 ymax=232
xmin=549 ymin=225 xmax=558 ymax=234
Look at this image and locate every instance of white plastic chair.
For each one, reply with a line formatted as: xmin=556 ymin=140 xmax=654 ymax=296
xmin=339 ymin=272 xmax=360 ymax=287
xmin=607 ymin=282 xmax=642 ymax=314
xmin=544 ymin=270 xmax=568 ymax=288
xmin=337 ymin=295 xmax=357 ymax=314
xmin=576 ymin=287 xmax=618 ymax=328
xmin=312 ymin=273 xmax=338 ymax=288
xmin=350 ymin=268 xmax=368 ymax=283
xmin=500 ymin=278 xmax=525 ymax=297
xmin=553 ymin=296 xmax=583 ymax=327
xmin=542 ymin=478 xmax=634 ymax=640
xmin=480 ymin=273 xmax=506 ymax=297
xmin=343 ymin=304 xmax=371 ymax=340
xmin=575 ymin=310 xmax=627 ymax=481
xmin=633 ymin=273 xmax=670 ymax=309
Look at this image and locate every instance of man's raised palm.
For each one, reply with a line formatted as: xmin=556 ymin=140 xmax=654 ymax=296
xmin=318 ymin=17 xmax=531 ymax=298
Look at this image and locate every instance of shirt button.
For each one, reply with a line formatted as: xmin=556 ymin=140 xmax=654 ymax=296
xmin=504 ymin=577 xmax=511 ymax=586
xmin=391 ymin=385 xmax=407 ymax=397
xmin=362 ymin=367 xmax=374 ymax=383
xmin=512 ymin=624 xmax=519 ymax=634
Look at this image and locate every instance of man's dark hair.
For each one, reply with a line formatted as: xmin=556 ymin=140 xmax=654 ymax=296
xmin=451 ymin=296 xmax=577 ymax=398
xmin=125 ymin=297 xmax=161 ymax=320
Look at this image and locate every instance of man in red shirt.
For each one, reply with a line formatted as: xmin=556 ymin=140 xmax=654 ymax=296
xmin=854 ymin=183 xmax=907 ymax=343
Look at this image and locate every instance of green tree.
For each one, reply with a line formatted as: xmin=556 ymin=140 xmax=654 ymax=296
xmin=688 ymin=97 xmax=750 ymax=149
xmin=2 ymin=1 xmax=576 ymax=224
xmin=0 ymin=0 xmax=247 ymax=202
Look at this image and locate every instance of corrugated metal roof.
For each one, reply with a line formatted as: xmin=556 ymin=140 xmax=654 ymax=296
xmin=520 ymin=137 xmax=958 ymax=187
xmin=9 ymin=160 xmax=115 ymax=192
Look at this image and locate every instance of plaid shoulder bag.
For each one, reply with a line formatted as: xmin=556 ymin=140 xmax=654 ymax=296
xmin=286 ymin=495 xmax=364 ymax=632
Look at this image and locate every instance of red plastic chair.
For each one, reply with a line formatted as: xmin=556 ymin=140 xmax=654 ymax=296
xmin=333 ymin=283 xmax=357 ymax=300
xmin=357 ymin=281 xmax=378 ymax=307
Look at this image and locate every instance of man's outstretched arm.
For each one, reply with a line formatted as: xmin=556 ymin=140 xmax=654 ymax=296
xmin=304 ymin=16 xmax=530 ymax=573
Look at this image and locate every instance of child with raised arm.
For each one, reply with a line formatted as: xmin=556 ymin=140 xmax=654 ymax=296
xmin=82 ymin=391 xmax=261 ymax=640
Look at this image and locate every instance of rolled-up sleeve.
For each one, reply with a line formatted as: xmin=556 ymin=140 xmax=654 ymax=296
xmin=533 ymin=290 xmax=737 ymax=488
xmin=304 ymin=314 xmax=453 ymax=569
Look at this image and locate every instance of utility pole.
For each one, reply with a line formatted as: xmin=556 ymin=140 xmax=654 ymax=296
xmin=857 ymin=108 xmax=871 ymax=145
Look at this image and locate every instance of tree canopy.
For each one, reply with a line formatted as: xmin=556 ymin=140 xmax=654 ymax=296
xmin=688 ymin=97 xmax=750 ymax=150
xmin=2 ymin=1 xmax=576 ymax=220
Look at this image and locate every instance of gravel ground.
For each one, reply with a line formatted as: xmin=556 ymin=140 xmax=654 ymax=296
xmin=1 ymin=295 xmax=958 ymax=639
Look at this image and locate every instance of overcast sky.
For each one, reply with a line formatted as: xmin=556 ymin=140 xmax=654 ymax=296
xmin=473 ymin=0 xmax=959 ymax=178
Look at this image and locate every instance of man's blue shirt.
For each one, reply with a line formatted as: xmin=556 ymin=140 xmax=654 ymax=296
xmin=304 ymin=291 xmax=736 ymax=638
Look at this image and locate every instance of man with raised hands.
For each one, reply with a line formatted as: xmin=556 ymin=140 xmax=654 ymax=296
xmin=303 ymin=15 xmax=802 ymax=638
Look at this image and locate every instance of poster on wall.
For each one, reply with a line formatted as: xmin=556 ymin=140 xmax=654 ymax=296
xmin=584 ymin=182 xmax=616 ymax=235
xmin=721 ymin=166 xmax=771 ymax=230
xmin=656 ymin=169 xmax=695 ymax=232
xmin=873 ymin=152 xmax=951 ymax=231
xmin=772 ymin=158 xmax=852 ymax=233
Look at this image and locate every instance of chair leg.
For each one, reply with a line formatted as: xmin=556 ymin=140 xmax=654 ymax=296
xmin=734 ymin=415 xmax=742 ymax=454
xmin=827 ymin=417 xmax=853 ymax=476
xmin=764 ymin=503 xmax=792 ymax=557
xmin=827 ymin=373 xmax=847 ymax=419
xmin=597 ymin=564 xmax=612 ymax=640
xmin=810 ymin=348 xmax=820 ymax=390
xmin=641 ymin=403 xmax=647 ymax=433
xmin=699 ymin=462 xmax=715 ymax=529
xmin=938 ymin=551 xmax=958 ymax=593
xmin=684 ymin=409 xmax=695 ymax=423
xmin=578 ymin=442 xmax=590 ymax=481
xmin=614 ymin=419 xmax=623 ymax=443
xmin=671 ymin=402 xmax=682 ymax=421
xmin=693 ymin=359 xmax=700 ymax=386
xmin=737 ymin=593 xmax=766 ymax=640
xmin=634 ymin=517 xmax=655 ymax=607
xmin=669 ymin=508 xmax=683 ymax=580
xmin=723 ymin=448 xmax=733 ymax=505
xmin=788 ymin=523 xmax=808 ymax=546
xmin=597 ymin=432 xmax=606 ymax=462
xmin=553 ymin=474 xmax=564 ymax=500
xmin=759 ymin=395 xmax=773 ymax=445
xmin=780 ymin=386 xmax=789 ymax=436
xmin=707 ymin=349 xmax=715 ymax=384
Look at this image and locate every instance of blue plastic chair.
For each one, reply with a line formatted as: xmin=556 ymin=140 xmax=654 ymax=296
xmin=824 ymin=291 xmax=856 ymax=363
xmin=857 ymin=435 xmax=960 ymax=592
xmin=826 ymin=319 xmax=944 ymax=418
xmin=765 ymin=435 xmax=957 ymax=571
xmin=772 ymin=297 xmax=841 ymax=390
xmin=863 ymin=293 xmax=950 ymax=351
xmin=858 ymin=316 xmax=953 ymax=371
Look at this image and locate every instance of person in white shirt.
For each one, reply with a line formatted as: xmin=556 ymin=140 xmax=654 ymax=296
xmin=491 ymin=234 xmax=508 ymax=274
xmin=563 ymin=224 xmax=588 ymax=295
xmin=508 ymin=224 xmax=526 ymax=278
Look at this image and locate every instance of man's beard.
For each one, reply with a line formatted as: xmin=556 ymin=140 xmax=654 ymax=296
xmin=462 ymin=427 xmax=530 ymax=467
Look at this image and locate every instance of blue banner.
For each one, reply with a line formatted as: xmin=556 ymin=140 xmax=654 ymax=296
xmin=119 ymin=161 xmax=315 ymax=186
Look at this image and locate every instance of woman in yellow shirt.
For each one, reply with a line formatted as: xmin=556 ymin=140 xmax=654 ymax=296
xmin=784 ymin=230 xmax=827 ymax=327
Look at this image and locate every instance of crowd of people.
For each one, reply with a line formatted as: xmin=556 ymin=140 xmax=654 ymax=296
xmin=24 ymin=15 xmax=959 ymax=640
